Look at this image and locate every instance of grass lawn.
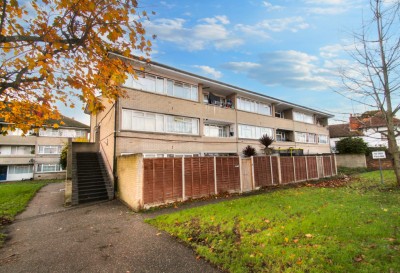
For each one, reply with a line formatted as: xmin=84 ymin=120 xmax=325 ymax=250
xmin=147 ymin=171 xmax=400 ymax=273
xmin=0 ymin=180 xmax=61 ymax=245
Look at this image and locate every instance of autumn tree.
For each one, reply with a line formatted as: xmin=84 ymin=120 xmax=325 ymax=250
xmin=0 ymin=0 xmax=152 ymax=133
xmin=339 ymin=0 xmax=400 ymax=186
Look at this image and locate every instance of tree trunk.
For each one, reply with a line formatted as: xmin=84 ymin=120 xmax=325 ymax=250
xmin=386 ymin=115 xmax=400 ymax=186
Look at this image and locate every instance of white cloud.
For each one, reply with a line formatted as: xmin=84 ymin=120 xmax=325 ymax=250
xmin=262 ymin=1 xmax=283 ymax=11
xmin=223 ymin=51 xmax=338 ymax=90
xmin=144 ymin=16 xmax=242 ymax=51
xmin=193 ymin=65 xmax=223 ymax=79
xmin=223 ymin=62 xmax=261 ymax=72
xmin=235 ymin=24 xmax=270 ymax=39
xmin=304 ymin=0 xmax=364 ymax=15
xmin=236 ymin=17 xmax=310 ymax=39
xmin=159 ymin=1 xmax=175 ymax=9
xmin=320 ymin=44 xmax=344 ymax=58
xmin=201 ymin=15 xmax=230 ymax=25
xmin=260 ymin=17 xmax=310 ymax=32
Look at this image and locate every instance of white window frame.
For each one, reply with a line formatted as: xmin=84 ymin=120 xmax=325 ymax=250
xmin=123 ymin=72 xmax=199 ymax=102
xmin=295 ymin=132 xmax=319 ymax=143
xmin=36 ymin=163 xmax=64 ymax=173
xmin=38 ymin=145 xmax=62 ymax=154
xmin=237 ymin=97 xmax=272 ymax=116
xmin=8 ymin=165 xmax=33 ymax=174
xmin=318 ymin=135 xmax=328 ymax=144
xmin=204 ymin=124 xmax=230 ymax=138
xmin=276 ymin=131 xmax=286 ymax=142
xmin=293 ymin=111 xmax=314 ymax=124
xmin=122 ymin=109 xmax=199 ymax=136
xmin=238 ymin=124 xmax=274 ymax=140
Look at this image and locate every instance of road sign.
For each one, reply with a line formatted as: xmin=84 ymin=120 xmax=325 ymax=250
xmin=372 ymin=151 xmax=386 ymax=159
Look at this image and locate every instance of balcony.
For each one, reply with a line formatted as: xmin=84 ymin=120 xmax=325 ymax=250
xmin=203 ymin=92 xmax=235 ymax=110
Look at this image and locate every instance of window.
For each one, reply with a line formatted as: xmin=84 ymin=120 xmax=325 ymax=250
xmin=318 ymin=135 xmax=328 ymax=144
xmin=237 ymin=97 xmax=271 ymax=116
xmin=295 ymin=132 xmax=307 ymax=143
xmin=36 ymin=163 xmax=63 ymax=173
xmin=275 ymin=111 xmax=284 ymax=118
xmin=38 ymin=145 xmax=62 ymax=154
xmin=276 ymin=131 xmax=286 ymax=142
xmin=8 ymin=146 xmax=33 ymax=155
xmin=123 ymin=72 xmax=198 ymax=102
xmin=293 ymin=111 xmax=314 ymax=124
xmin=204 ymin=124 xmax=229 ymax=137
xmin=39 ymin=128 xmax=60 ymax=137
xmin=295 ymin=132 xmax=318 ymax=143
xmin=238 ymin=124 xmax=274 ymax=139
xmin=39 ymin=129 xmax=86 ymax=138
xmin=8 ymin=165 xmax=33 ymax=174
xmin=122 ymin=109 xmax=199 ymax=135
xmin=308 ymin=133 xmax=317 ymax=143
xmin=7 ymin=129 xmax=34 ymax=136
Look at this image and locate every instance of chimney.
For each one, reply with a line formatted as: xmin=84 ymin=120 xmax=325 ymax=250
xmin=349 ymin=115 xmax=361 ymax=131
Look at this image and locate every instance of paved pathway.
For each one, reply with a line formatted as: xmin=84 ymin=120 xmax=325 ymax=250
xmin=0 ymin=183 xmax=219 ymax=273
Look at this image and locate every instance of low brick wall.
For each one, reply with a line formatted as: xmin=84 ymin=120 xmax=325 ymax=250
xmin=335 ymin=154 xmax=367 ymax=168
xmin=366 ymin=157 xmax=393 ymax=170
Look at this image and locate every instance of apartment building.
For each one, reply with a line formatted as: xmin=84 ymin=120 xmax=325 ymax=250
xmin=0 ymin=116 xmax=90 ymax=182
xmin=89 ymin=54 xmax=332 ymax=178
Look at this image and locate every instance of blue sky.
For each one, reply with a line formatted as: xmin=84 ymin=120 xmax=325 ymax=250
xmin=67 ymin=0 xmax=376 ymax=125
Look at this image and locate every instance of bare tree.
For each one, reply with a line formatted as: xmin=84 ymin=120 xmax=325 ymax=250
xmin=339 ymin=0 xmax=400 ymax=186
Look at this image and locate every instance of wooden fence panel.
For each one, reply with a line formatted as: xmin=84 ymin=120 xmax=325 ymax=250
xmin=295 ymin=157 xmax=307 ymax=181
xmin=323 ymin=156 xmax=332 ymax=177
xmin=143 ymin=158 xmax=182 ymax=204
xmin=216 ymin=157 xmax=240 ymax=193
xmin=280 ymin=157 xmax=295 ymax=184
xmin=306 ymin=157 xmax=318 ymax=179
xmin=253 ymin=156 xmax=273 ymax=187
xmin=184 ymin=157 xmax=215 ymax=198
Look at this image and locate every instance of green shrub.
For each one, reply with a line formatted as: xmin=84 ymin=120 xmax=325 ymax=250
xmin=336 ymin=137 xmax=369 ymax=154
xmin=59 ymin=144 xmax=68 ymax=169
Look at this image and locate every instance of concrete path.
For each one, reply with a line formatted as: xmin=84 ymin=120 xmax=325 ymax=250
xmin=0 ymin=183 xmax=219 ymax=273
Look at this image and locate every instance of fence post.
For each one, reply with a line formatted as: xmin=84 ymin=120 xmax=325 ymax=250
xmin=270 ymin=156 xmax=274 ymax=185
xmin=330 ymin=155 xmax=334 ymax=177
xmin=292 ymin=157 xmax=296 ymax=183
xmin=277 ymin=156 xmax=282 ymax=184
xmin=305 ymin=156 xmax=309 ymax=181
xmin=239 ymin=157 xmax=243 ymax=193
xmin=334 ymin=154 xmax=338 ymax=175
xmin=182 ymin=157 xmax=186 ymax=201
xmin=214 ymin=157 xmax=217 ymax=194
xmin=251 ymin=156 xmax=255 ymax=189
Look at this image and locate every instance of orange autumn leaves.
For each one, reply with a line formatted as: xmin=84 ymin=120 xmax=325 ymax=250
xmin=0 ymin=0 xmax=152 ymax=132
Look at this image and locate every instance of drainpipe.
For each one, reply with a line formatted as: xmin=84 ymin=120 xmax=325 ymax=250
xmin=113 ymin=98 xmax=119 ymax=194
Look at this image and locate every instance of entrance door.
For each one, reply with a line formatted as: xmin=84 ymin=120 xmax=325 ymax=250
xmin=0 ymin=166 xmax=7 ymax=181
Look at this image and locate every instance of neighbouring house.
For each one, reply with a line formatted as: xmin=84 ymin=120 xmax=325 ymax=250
xmin=0 ymin=115 xmax=90 ymax=182
xmin=87 ymin=53 xmax=333 ymax=187
xmin=328 ymin=111 xmax=400 ymax=152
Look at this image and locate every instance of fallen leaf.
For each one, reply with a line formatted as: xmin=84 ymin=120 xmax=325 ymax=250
xmin=293 ymin=239 xmax=299 ymax=243
xmin=305 ymin=234 xmax=313 ymax=238
xmin=353 ymin=255 xmax=364 ymax=262
xmin=264 ymin=219 xmax=270 ymax=223
xmin=156 ymin=232 xmax=161 ymax=236
xmin=284 ymin=237 xmax=289 ymax=243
